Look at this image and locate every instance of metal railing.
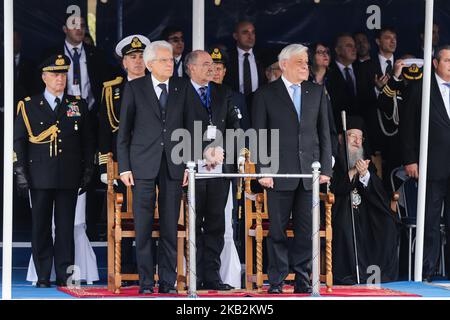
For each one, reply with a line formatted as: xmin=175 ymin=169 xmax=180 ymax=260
xmin=186 ymin=161 xmax=322 ymax=297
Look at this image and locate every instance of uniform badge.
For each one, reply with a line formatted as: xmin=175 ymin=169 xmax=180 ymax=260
xmin=351 ymin=188 xmax=361 ymax=209
xmin=67 ymin=101 xmax=82 ymax=117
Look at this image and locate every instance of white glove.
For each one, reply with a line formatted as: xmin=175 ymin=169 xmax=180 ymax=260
xmin=101 ymin=173 xmax=118 ymax=186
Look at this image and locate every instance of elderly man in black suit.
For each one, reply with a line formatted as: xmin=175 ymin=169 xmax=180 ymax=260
xmin=252 ymin=43 xmax=332 ymax=294
xmin=117 ymin=40 xmax=188 ymax=294
xmin=401 ymin=45 xmax=450 ymax=282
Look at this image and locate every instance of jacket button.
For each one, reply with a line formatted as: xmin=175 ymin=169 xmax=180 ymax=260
xmin=161 ymin=142 xmax=164 ymax=146
xmin=58 ymin=139 xmax=62 ymax=143
xmin=59 ymin=149 xmax=62 ymax=153
xmin=163 ymin=129 xmax=167 ymax=133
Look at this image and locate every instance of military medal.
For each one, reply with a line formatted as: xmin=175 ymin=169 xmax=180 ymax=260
xmin=74 ymin=121 xmax=78 ymax=131
xmin=351 ymin=188 xmax=361 ymax=209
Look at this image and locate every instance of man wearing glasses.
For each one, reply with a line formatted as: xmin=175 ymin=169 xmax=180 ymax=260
xmin=117 ymin=40 xmax=188 ymax=294
xmin=161 ymin=26 xmax=188 ymax=78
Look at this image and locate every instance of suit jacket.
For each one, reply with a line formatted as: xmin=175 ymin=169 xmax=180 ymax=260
xmin=184 ymin=81 xmax=241 ymax=174
xmin=14 ymin=94 xmax=94 ymax=189
xmin=223 ymin=47 xmax=266 ymax=94
xmin=251 ymin=78 xmax=332 ymax=191
xmin=117 ymin=74 xmax=188 ymax=180
xmin=400 ymin=74 xmax=450 ymax=180
xmin=326 ymin=61 xmax=371 ymax=126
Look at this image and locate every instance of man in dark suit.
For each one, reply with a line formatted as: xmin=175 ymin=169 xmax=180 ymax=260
xmin=14 ymin=54 xmax=95 ymax=288
xmin=400 ymin=45 xmax=450 ymax=282
xmin=98 ymin=34 xmax=150 ymax=277
xmin=184 ymin=50 xmax=240 ymax=290
xmin=223 ymin=21 xmax=266 ymax=118
xmin=327 ymin=33 xmax=368 ymax=129
xmin=117 ymin=40 xmax=188 ymax=294
xmin=252 ymin=44 xmax=332 ymax=294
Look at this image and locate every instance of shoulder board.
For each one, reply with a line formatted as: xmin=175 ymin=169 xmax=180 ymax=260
xmin=103 ymin=76 xmax=123 ymax=88
xmin=24 ymin=96 xmax=31 ymax=101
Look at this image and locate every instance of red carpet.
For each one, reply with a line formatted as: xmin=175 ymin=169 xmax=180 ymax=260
xmin=58 ymin=285 xmax=420 ymax=298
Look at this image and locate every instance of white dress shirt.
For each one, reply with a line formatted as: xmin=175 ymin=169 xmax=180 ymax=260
xmin=378 ymin=53 xmax=394 ymax=76
xmin=435 ymin=72 xmax=450 ymax=119
xmin=64 ymin=40 xmax=94 ymax=110
xmin=359 ymin=171 xmax=371 ymax=188
xmin=174 ymin=55 xmax=183 ymax=77
xmin=237 ymin=47 xmax=259 ymax=94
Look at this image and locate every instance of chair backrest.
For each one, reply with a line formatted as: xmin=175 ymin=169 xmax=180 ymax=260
xmin=390 ymin=166 xmax=418 ymax=219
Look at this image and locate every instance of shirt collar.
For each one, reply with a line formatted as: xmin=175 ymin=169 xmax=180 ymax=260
xmin=44 ymin=89 xmax=64 ymax=105
xmin=336 ymin=60 xmax=353 ymax=73
xmin=190 ymin=79 xmax=209 ymax=92
xmin=378 ymin=53 xmax=394 ymax=65
xmin=237 ymin=47 xmax=254 ymax=57
xmin=151 ymin=74 xmax=169 ymax=89
xmin=281 ymin=75 xmax=301 ymax=89
xmin=65 ymin=39 xmax=83 ymax=52
xmin=435 ymin=72 xmax=449 ymax=87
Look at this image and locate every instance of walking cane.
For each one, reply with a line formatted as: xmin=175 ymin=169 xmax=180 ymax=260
xmin=341 ymin=111 xmax=361 ymax=284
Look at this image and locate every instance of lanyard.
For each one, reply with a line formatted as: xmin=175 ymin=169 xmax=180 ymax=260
xmin=64 ymin=43 xmax=84 ymax=63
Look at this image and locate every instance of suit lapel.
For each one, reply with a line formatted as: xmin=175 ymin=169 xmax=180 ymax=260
xmin=167 ymin=77 xmax=180 ymax=113
xmin=141 ymin=74 xmax=161 ymax=120
xmin=209 ymin=83 xmax=222 ymax=126
xmin=39 ymin=94 xmax=57 ymax=120
xmin=274 ymin=78 xmax=298 ymax=120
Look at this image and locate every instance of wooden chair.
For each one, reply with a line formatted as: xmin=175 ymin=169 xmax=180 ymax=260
xmin=242 ymin=150 xmax=335 ymax=292
xmin=106 ymin=153 xmax=187 ymax=293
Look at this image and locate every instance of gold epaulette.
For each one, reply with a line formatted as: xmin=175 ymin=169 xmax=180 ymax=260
xmin=103 ymin=77 xmax=122 ymax=132
xmin=24 ymin=96 xmax=31 ymax=101
xmin=103 ymin=76 xmax=124 ymax=88
xmin=98 ymin=152 xmax=109 ymax=166
xmin=17 ymin=100 xmax=59 ymax=157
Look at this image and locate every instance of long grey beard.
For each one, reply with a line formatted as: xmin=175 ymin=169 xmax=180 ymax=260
xmin=348 ymin=147 xmax=364 ymax=168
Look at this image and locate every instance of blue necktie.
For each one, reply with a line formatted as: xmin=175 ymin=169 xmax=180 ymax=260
xmin=72 ymin=47 xmax=81 ymax=87
xmin=291 ymin=84 xmax=301 ymax=121
xmin=199 ymin=86 xmax=208 ymax=106
xmin=158 ymin=83 xmax=168 ymax=110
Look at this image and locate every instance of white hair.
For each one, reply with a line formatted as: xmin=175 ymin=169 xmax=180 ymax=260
xmin=278 ymin=43 xmax=308 ymax=62
xmin=143 ymin=40 xmax=173 ymax=66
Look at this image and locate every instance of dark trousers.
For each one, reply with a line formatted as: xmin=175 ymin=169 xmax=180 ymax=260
xmin=30 ymin=188 xmax=78 ymax=282
xmin=132 ymin=155 xmax=181 ymax=288
xmin=266 ymin=182 xmax=312 ymax=286
xmin=423 ymin=179 xmax=450 ymax=276
xmin=195 ymin=178 xmax=229 ymax=284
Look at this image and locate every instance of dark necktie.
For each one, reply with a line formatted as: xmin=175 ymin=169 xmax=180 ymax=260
xmin=54 ymin=97 xmax=61 ymax=113
xmin=72 ymin=47 xmax=81 ymax=87
xmin=385 ymin=60 xmax=393 ymax=77
xmin=344 ymin=66 xmax=355 ymax=96
xmin=173 ymin=58 xmax=181 ymax=77
xmin=158 ymin=83 xmax=168 ymax=110
xmin=243 ymin=52 xmax=252 ymax=96
xmin=198 ymin=86 xmax=208 ymax=106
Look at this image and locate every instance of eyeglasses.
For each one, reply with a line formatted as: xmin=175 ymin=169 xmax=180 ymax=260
xmin=347 ymin=133 xmax=365 ymax=142
xmin=168 ymin=37 xmax=184 ymax=43
xmin=152 ymin=58 xmax=175 ymax=64
xmin=195 ymin=62 xmax=214 ymax=68
xmin=315 ymin=49 xmax=330 ymax=56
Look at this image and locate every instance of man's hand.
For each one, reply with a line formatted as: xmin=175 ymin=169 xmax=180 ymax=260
xmin=79 ymin=167 xmax=94 ymax=195
xmin=258 ymin=177 xmax=274 ymax=189
xmin=405 ymin=163 xmax=419 ymax=179
xmin=375 ymin=74 xmax=390 ymax=90
xmin=355 ymin=159 xmax=370 ymax=177
xmin=319 ymin=175 xmax=331 ymax=184
xmin=393 ymin=59 xmax=406 ymax=79
xmin=120 ymin=172 xmax=135 ymax=187
xmin=204 ymin=146 xmax=224 ymax=165
xmin=182 ymin=170 xmax=189 ymax=187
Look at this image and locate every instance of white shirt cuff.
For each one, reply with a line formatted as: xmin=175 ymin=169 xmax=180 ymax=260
xmin=359 ymin=171 xmax=371 ymax=187
xmin=120 ymin=171 xmax=131 ymax=176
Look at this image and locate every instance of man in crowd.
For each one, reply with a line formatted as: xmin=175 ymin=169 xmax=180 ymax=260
xmin=161 ymin=26 xmax=188 ymax=78
xmin=252 ymin=43 xmax=332 ymax=294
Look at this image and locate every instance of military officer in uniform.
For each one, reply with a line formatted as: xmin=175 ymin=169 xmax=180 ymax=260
xmin=98 ymin=35 xmax=150 ymax=277
xmin=14 ymin=54 xmax=95 ymax=288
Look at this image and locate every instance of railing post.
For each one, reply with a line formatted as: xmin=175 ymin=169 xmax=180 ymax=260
xmin=186 ymin=161 xmax=197 ymax=297
xmin=311 ymin=161 xmax=321 ymax=296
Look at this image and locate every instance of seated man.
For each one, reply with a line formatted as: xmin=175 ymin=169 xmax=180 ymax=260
xmin=331 ymin=116 xmax=400 ymax=285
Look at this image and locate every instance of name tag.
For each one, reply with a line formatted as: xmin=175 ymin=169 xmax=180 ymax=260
xmin=207 ymin=125 xmax=217 ymax=140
